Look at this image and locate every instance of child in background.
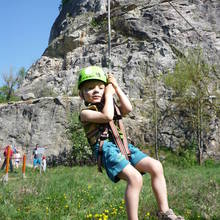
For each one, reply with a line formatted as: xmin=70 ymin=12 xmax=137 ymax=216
xmin=42 ymin=156 xmax=46 ymax=172
xmin=14 ymin=149 xmax=21 ymax=169
xmin=77 ymin=66 xmax=184 ymax=220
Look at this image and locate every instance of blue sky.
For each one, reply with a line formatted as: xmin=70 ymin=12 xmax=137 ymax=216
xmin=0 ymin=0 xmax=61 ymax=86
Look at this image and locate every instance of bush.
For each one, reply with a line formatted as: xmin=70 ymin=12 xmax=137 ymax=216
xmin=158 ymin=145 xmax=198 ymax=168
xmin=47 ymin=112 xmax=95 ymax=167
xmin=203 ymin=159 xmax=219 ymax=167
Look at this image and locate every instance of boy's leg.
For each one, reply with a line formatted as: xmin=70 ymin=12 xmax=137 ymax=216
xmin=135 ymin=157 xmax=169 ymax=212
xmin=118 ymin=164 xmax=143 ymax=220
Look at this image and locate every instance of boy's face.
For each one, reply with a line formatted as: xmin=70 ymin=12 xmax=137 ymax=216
xmin=80 ymin=80 xmax=105 ymax=104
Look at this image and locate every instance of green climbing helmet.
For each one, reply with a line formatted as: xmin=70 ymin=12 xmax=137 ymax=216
xmin=78 ymin=66 xmax=107 ymax=89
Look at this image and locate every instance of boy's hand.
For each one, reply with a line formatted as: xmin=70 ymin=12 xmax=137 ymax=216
xmin=107 ymin=74 xmax=119 ymax=90
xmin=105 ymin=83 xmax=115 ymax=95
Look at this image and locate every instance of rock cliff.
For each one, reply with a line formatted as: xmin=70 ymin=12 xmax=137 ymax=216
xmin=0 ymin=97 xmax=81 ymax=164
xmin=1 ymin=0 xmax=219 ymax=161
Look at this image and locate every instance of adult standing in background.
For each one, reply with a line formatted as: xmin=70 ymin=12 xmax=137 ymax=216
xmin=1 ymin=145 xmax=13 ymax=172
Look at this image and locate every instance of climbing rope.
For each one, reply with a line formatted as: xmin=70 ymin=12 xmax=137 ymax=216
xmin=167 ymin=1 xmax=203 ymax=40
xmin=107 ymin=0 xmax=112 ymax=74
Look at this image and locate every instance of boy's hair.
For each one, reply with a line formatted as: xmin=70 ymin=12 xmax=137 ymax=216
xmin=78 ymin=66 xmax=107 ymax=89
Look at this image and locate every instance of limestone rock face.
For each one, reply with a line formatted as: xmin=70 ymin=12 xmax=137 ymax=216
xmin=8 ymin=0 xmax=220 ymax=159
xmin=0 ymin=97 xmax=81 ymax=165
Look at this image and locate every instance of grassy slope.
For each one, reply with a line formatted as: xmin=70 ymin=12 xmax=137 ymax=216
xmin=0 ymin=164 xmax=219 ymax=220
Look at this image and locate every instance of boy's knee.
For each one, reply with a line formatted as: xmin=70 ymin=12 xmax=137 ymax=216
xmin=129 ymin=170 xmax=143 ymax=187
xmin=152 ymin=160 xmax=164 ymax=176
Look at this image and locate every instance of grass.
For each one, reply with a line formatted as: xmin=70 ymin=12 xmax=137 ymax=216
xmin=0 ymin=163 xmax=219 ymax=220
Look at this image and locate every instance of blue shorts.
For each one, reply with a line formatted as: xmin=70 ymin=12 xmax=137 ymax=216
xmin=33 ymin=158 xmax=41 ymax=167
xmin=94 ymin=141 xmax=147 ymax=183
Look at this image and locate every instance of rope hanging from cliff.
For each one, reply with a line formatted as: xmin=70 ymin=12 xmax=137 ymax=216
xmin=107 ymin=0 xmax=112 ymax=74
xmin=167 ymin=1 xmax=203 ymax=40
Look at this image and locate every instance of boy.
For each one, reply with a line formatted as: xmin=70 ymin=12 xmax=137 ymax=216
xmin=78 ymin=66 xmax=184 ymax=220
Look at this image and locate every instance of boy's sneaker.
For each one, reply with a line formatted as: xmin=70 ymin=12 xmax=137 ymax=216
xmin=157 ymin=209 xmax=184 ymax=220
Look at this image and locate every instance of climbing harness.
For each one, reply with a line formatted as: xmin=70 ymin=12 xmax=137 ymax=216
xmin=81 ymin=102 xmax=131 ymax=172
xmin=97 ymin=103 xmax=131 ymax=172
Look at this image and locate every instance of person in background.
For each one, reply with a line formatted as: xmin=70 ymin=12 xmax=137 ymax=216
xmin=14 ymin=149 xmax=21 ymax=169
xmin=1 ymin=145 xmax=13 ymax=172
xmin=42 ymin=155 xmax=46 ymax=172
xmin=32 ymin=144 xmax=41 ymax=170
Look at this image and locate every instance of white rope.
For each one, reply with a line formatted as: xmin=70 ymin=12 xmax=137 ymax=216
xmin=107 ymin=0 xmax=112 ymax=74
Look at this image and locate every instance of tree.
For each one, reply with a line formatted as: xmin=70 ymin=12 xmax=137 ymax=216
xmin=16 ymin=67 xmax=26 ymax=88
xmin=0 ymin=67 xmax=26 ymax=102
xmin=164 ymin=49 xmax=219 ymax=164
xmin=1 ymin=68 xmax=17 ymax=101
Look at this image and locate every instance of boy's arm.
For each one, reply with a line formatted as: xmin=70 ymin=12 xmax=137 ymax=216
xmin=80 ymin=84 xmax=115 ymax=123
xmin=108 ymin=74 xmax=132 ymax=116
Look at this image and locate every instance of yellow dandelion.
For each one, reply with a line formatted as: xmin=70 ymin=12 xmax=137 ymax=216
xmin=103 ymin=215 xmax=108 ymax=220
xmin=86 ymin=213 xmax=92 ymax=219
xmin=65 ymin=205 xmax=68 ymax=209
xmin=95 ymin=213 xmax=100 ymax=218
xmin=145 ymin=212 xmax=150 ymax=217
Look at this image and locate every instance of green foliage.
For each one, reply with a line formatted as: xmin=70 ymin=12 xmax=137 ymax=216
xmin=90 ymin=17 xmax=108 ymax=32
xmin=165 ymin=148 xmax=197 ymax=168
xmin=68 ymin=112 xmax=94 ymax=165
xmin=90 ymin=18 xmax=99 ymax=28
xmin=0 ymin=85 xmax=8 ymax=102
xmin=164 ymin=48 xmax=219 ymax=164
xmin=16 ymin=67 xmax=27 ymax=88
xmin=0 ymin=165 xmax=219 ymax=219
xmin=47 ymin=112 xmax=94 ymax=167
xmin=0 ymin=67 xmax=26 ymax=103
xmin=203 ymin=159 xmax=219 ymax=167
xmin=46 ymin=111 xmax=94 ymax=167
xmin=145 ymin=145 xmax=198 ymax=168
xmin=0 ymin=85 xmax=21 ymax=103
xmin=164 ymin=49 xmax=212 ymax=99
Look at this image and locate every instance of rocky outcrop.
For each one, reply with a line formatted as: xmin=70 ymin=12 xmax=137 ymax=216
xmin=9 ymin=0 xmax=220 ymax=159
xmin=0 ymin=97 xmax=81 ymax=165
